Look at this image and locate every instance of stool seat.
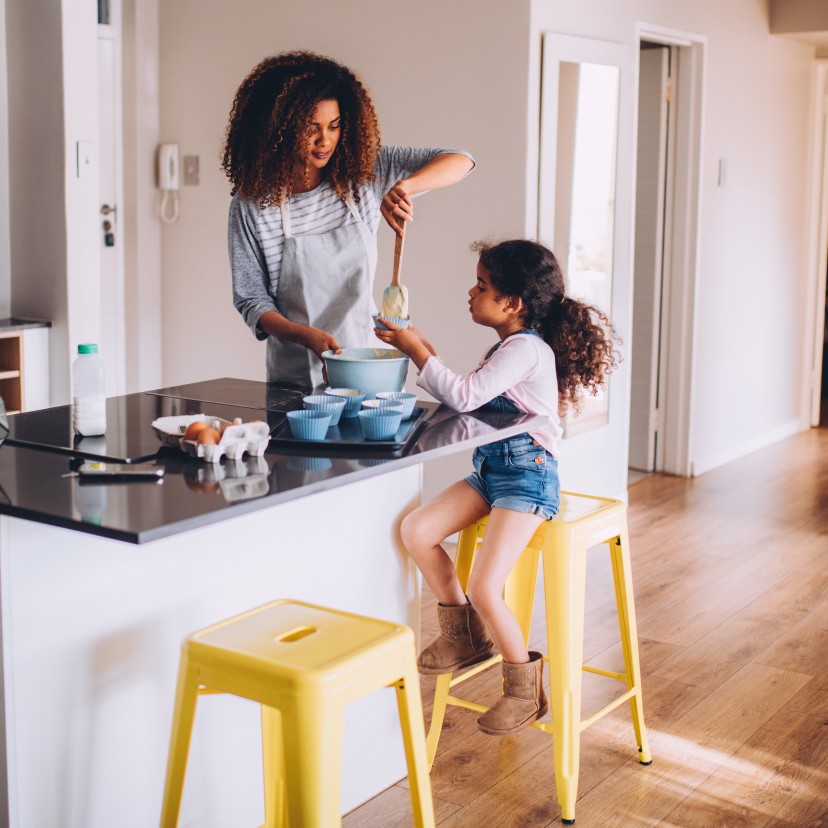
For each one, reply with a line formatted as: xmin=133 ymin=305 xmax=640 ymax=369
xmin=161 ymin=599 xmax=435 ymax=828
xmin=426 ymin=491 xmax=651 ymax=824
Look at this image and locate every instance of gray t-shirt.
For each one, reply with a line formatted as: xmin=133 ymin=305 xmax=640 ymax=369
xmin=229 ymin=145 xmax=473 ymax=339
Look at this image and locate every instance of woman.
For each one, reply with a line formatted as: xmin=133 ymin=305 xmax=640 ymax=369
xmin=223 ymin=51 xmax=474 ymax=389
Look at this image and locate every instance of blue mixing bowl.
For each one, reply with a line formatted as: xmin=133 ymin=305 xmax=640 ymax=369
xmin=321 ymin=348 xmax=410 ymax=399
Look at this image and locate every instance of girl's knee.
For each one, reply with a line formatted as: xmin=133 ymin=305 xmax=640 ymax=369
xmin=400 ymin=509 xmax=430 ymax=551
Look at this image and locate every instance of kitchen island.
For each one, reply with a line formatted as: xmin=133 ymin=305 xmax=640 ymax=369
xmin=0 ymin=379 xmax=542 ymax=827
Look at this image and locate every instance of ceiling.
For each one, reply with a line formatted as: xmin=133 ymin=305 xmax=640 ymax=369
xmin=769 ymin=0 xmax=828 ymax=53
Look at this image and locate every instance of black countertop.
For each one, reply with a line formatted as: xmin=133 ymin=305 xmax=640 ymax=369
xmin=0 ymin=379 xmax=543 ymax=544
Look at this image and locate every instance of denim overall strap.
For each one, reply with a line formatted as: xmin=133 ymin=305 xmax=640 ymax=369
xmin=482 ymin=328 xmax=541 ymax=361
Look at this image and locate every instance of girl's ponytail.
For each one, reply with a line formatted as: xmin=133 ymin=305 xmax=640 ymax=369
xmin=541 ymin=296 xmax=620 ymax=412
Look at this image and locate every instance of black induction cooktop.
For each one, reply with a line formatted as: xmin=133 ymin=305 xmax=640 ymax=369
xmin=4 ymin=381 xmax=297 ymax=463
xmin=146 ymin=378 xmax=307 ymax=412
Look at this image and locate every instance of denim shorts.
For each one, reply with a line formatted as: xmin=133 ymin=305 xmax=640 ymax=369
xmin=464 ymin=433 xmax=560 ymax=520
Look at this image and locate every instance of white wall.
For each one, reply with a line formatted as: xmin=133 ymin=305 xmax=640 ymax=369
xmin=6 ymin=0 xmax=70 ymax=404
xmin=122 ymin=0 xmax=162 ymax=394
xmin=157 ymin=0 xmax=531 ymax=496
xmin=0 ymin=0 xmax=10 ymax=318
xmin=529 ymin=0 xmax=816 ymax=489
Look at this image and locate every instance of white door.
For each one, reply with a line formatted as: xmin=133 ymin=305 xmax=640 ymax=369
xmin=97 ymin=4 xmax=126 ymax=396
xmin=628 ymin=45 xmax=671 ymax=472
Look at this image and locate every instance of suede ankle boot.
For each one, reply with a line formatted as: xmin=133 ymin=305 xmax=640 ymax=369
xmin=477 ymin=651 xmax=548 ymax=735
xmin=417 ymin=599 xmax=495 ymax=675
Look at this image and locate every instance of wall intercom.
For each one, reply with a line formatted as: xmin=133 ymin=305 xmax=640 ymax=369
xmin=157 ymin=143 xmax=180 ymax=223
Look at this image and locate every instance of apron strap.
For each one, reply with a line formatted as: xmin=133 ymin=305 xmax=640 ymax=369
xmin=344 ymin=192 xmax=363 ymax=224
xmin=280 ymin=200 xmax=292 ymax=239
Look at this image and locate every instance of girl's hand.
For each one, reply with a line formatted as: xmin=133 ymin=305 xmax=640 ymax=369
xmin=380 ymin=181 xmax=414 ymax=236
xmin=374 ymin=317 xmax=432 ymax=370
xmin=408 ymin=322 xmax=437 ymax=357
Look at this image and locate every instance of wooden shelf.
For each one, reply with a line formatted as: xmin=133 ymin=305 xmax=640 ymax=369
xmin=0 ymin=332 xmax=24 ymax=411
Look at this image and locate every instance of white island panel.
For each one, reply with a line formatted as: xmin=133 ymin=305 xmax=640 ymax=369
xmin=0 ymin=464 xmax=421 ymax=828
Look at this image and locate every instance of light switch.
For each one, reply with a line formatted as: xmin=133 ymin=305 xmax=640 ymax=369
xmin=183 ymin=155 xmax=200 ymax=186
xmin=77 ymin=141 xmax=95 ymax=179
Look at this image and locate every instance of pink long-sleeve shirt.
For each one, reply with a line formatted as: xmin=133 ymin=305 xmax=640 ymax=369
xmin=417 ymin=331 xmax=563 ymax=457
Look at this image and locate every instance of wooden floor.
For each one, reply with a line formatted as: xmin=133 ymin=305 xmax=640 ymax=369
xmin=343 ymin=424 xmax=828 ymax=827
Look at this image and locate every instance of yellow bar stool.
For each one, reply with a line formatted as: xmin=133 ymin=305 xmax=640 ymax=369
xmin=160 ymin=599 xmax=435 ymax=828
xmin=425 ymin=492 xmax=652 ymax=824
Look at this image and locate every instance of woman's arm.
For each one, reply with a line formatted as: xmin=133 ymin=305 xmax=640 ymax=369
xmin=257 ymin=311 xmax=340 ymax=359
xmin=381 ymin=150 xmax=475 ymax=234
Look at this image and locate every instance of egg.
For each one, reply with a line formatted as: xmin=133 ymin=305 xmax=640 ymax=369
xmin=184 ymin=477 xmax=220 ymax=494
xmin=197 ymin=427 xmax=221 ymax=445
xmin=183 ymin=421 xmax=209 ymax=441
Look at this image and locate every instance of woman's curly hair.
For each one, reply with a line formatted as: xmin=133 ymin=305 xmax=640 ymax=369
xmin=222 ymin=51 xmax=381 ymax=208
xmin=473 ymin=239 xmax=621 ymax=412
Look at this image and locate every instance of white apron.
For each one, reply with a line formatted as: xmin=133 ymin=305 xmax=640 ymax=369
xmin=268 ymin=194 xmax=378 ymax=389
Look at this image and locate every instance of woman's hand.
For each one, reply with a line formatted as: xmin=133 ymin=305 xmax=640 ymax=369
xmin=374 ymin=318 xmax=432 ymax=370
xmin=297 ymin=326 xmax=341 ymax=360
xmin=381 ymin=181 xmax=414 ymax=236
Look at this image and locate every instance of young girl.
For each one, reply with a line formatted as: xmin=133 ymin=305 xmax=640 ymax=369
xmin=222 ymin=51 xmax=474 ymax=390
xmin=374 ymin=239 xmax=619 ymax=735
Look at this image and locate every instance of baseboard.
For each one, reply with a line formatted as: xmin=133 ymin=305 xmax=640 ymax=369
xmin=692 ymin=418 xmax=804 ymax=476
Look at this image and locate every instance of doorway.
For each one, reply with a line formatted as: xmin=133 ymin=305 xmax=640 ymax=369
xmin=627 ymin=26 xmax=705 ymax=481
xmin=628 ymin=42 xmax=674 ymax=476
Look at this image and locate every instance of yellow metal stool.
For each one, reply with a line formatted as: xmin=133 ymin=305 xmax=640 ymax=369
xmin=426 ymin=492 xmax=652 ymax=824
xmin=160 ymin=599 xmax=435 ymax=828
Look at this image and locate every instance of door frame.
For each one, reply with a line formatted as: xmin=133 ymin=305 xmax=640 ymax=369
xmin=98 ymin=6 xmax=127 ymax=396
xmin=805 ymin=60 xmax=828 ymax=427
xmin=634 ymin=23 xmax=706 ymax=477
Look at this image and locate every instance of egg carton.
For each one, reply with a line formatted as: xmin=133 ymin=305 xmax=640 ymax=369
xmin=152 ymin=414 xmax=270 ymax=463
xmin=184 ymin=455 xmax=270 ymax=500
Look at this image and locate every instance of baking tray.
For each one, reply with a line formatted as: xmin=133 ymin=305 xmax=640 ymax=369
xmin=269 ymin=406 xmax=431 ymax=455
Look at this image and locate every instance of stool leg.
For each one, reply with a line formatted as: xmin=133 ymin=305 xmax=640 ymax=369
xmin=543 ymin=539 xmax=588 ymax=825
xmin=610 ymin=533 xmax=652 ymax=765
xmin=159 ymin=655 xmax=200 ymax=828
xmin=425 ymin=673 xmax=451 ymax=770
xmin=280 ymin=698 xmax=344 ymax=827
xmin=422 ymin=522 xmax=482 ymax=770
xmin=503 ymin=546 xmax=541 ymax=644
xmin=261 ymin=705 xmax=287 ymax=828
xmin=394 ymin=669 xmax=436 ymax=828
xmin=454 ymin=523 xmax=481 ymax=590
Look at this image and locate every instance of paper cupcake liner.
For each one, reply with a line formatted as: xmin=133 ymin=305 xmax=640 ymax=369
xmin=286 ymin=409 xmax=332 ymax=441
xmin=303 ymin=394 xmax=346 ymax=426
xmin=358 ymin=408 xmax=404 ymax=440
xmin=375 ymin=391 xmax=417 ymax=419
xmin=373 ymin=314 xmax=411 ymax=330
xmin=324 ymin=388 xmax=366 ymax=417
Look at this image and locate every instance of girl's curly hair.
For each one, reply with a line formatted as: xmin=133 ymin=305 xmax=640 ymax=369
xmin=473 ymin=239 xmax=621 ymax=412
xmin=222 ymin=51 xmax=381 ymax=208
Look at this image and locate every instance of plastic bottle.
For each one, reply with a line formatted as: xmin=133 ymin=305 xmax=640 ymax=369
xmin=72 ymin=343 xmax=107 ymax=436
